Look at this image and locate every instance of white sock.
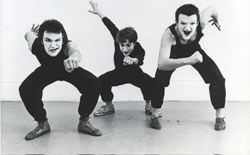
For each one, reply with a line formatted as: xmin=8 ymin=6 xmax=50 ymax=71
xmin=216 ymin=108 xmax=225 ymax=118
xmin=152 ymin=108 xmax=161 ymax=117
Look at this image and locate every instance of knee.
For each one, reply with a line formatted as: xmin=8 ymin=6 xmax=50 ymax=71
xmin=88 ymin=77 xmax=101 ymax=92
xmin=98 ymin=74 xmax=110 ymax=87
xmin=19 ymin=82 xmax=28 ymax=97
xmin=210 ymin=77 xmax=225 ymax=87
xmin=154 ymin=78 xmax=169 ymax=87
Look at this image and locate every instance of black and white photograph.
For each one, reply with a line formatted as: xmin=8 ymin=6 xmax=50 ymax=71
xmin=0 ymin=0 xmax=250 ymax=154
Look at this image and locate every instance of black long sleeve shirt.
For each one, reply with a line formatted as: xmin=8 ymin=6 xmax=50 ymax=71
xmin=102 ymin=17 xmax=145 ymax=68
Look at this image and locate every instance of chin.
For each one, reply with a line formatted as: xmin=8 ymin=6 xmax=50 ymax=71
xmin=47 ymin=52 xmax=60 ymax=57
xmin=182 ymin=34 xmax=192 ymax=41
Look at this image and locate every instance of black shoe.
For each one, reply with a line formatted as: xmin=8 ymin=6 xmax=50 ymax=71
xmin=25 ymin=120 xmax=50 ymax=140
xmin=150 ymin=115 xmax=161 ymax=130
xmin=215 ymin=117 xmax=226 ymax=131
xmin=78 ymin=118 xmax=102 ymax=136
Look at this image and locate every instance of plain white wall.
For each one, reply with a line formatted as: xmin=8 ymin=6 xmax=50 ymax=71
xmin=0 ymin=0 xmax=249 ymax=101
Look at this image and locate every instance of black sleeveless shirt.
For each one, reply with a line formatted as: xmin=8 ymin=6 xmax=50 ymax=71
xmin=168 ymin=23 xmax=204 ymax=58
xmin=155 ymin=24 xmax=204 ymax=86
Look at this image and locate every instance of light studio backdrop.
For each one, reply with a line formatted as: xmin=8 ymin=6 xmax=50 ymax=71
xmin=0 ymin=0 xmax=249 ymax=101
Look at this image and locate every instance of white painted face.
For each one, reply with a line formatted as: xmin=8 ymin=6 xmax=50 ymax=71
xmin=42 ymin=31 xmax=63 ymax=57
xmin=176 ymin=14 xmax=199 ymax=41
xmin=119 ymin=39 xmax=136 ymax=56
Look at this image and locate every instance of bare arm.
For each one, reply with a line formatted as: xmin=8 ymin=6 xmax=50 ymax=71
xmin=65 ymin=42 xmax=81 ymax=62
xmin=200 ymin=6 xmax=221 ymax=31
xmin=24 ymin=24 xmax=39 ymax=51
xmin=157 ymin=29 xmax=203 ymax=71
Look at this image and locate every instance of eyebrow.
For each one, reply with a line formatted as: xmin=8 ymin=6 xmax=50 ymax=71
xmin=44 ymin=37 xmax=62 ymax=41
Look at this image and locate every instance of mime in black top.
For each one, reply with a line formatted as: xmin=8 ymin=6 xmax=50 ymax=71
xmin=98 ymin=17 xmax=153 ymax=103
xmin=19 ymin=38 xmax=100 ymax=122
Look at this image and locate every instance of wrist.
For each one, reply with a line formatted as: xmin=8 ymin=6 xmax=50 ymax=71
xmin=98 ymin=12 xmax=105 ymax=19
xmin=183 ymin=57 xmax=192 ymax=65
xmin=133 ymin=58 xmax=139 ymax=64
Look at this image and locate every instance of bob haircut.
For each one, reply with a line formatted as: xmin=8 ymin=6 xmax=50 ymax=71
xmin=115 ymin=27 xmax=138 ymax=43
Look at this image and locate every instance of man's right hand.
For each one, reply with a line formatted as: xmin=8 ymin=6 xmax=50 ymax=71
xmin=189 ymin=51 xmax=203 ymax=64
xmin=31 ymin=24 xmax=39 ymax=34
xmin=25 ymin=24 xmax=40 ymax=51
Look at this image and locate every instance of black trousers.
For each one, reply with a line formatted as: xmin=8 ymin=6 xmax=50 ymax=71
xmin=19 ymin=66 xmax=100 ymax=122
xmin=151 ymin=50 xmax=226 ymax=109
xmin=99 ymin=66 xmax=153 ymax=102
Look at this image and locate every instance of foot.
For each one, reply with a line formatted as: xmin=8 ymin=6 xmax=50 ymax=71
xmin=25 ymin=120 xmax=50 ymax=140
xmin=78 ymin=119 xmax=102 ymax=136
xmin=93 ymin=104 xmax=115 ymax=117
xmin=150 ymin=115 xmax=161 ymax=130
xmin=214 ymin=117 xmax=226 ymax=131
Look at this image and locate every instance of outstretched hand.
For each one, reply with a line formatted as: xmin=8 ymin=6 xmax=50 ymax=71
xmin=31 ymin=24 xmax=40 ymax=34
xmin=209 ymin=18 xmax=221 ymax=31
xmin=88 ymin=1 xmax=100 ymax=15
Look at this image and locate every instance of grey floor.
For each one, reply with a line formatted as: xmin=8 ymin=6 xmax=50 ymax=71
xmin=1 ymin=101 xmax=250 ymax=155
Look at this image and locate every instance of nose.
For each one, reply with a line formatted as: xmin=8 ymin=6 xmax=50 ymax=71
xmin=122 ymin=47 xmax=128 ymax=52
xmin=50 ymin=42 xmax=57 ymax=49
xmin=184 ymin=25 xmax=191 ymax=31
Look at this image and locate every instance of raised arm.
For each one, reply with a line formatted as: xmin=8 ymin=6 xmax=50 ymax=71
xmin=89 ymin=1 xmax=105 ymax=19
xmin=200 ymin=6 xmax=221 ymax=31
xmin=24 ymin=24 xmax=39 ymax=51
xmin=157 ymin=29 xmax=203 ymax=71
xmin=89 ymin=1 xmax=119 ymax=40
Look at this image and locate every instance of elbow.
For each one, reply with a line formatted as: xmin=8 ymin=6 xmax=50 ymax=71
xmin=158 ymin=61 xmax=169 ymax=70
xmin=158 ymin=62 xmax=164 ymax=70
xmin=158 ymin=59 xmax=173 ymax=71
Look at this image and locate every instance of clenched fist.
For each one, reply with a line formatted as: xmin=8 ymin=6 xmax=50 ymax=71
xmin=189 ymin=51 xmax=203 ymax=64
xmin=64 ymin=56 xmax=79 ymax=73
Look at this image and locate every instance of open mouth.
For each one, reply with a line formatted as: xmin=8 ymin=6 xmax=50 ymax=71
xmin=183 ymin=31 xmax=191 ymax=36
xmin=123 ymin=52 xmax=130 ymax=55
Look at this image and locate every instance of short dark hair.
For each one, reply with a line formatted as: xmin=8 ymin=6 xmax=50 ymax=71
xmin=115 ymin=27 xmax=137 ymax=43
xmin=175 ymin=4 xmax=200 ymax=23
xmin=38 ymin=19 xmax=69 ymax=48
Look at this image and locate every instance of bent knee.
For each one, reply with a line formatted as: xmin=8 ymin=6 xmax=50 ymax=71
xmin=208 ymin=77 xmax=225 ymax=86
xmin=19 ymin=82 xmax=28 ymax=96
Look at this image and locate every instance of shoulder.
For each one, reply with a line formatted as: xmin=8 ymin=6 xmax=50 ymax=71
xmin=161 ymin=28 xmax=176 ymax=45
xmin=65 ymin=41 xmax=77 ymax=49
xmin=63 ymin=41 xmax=79 ymax=56
xmin=135 ymin=42 xmax=145 ymax=51
xmin=31 ymin=38 xmax=43 ymax=55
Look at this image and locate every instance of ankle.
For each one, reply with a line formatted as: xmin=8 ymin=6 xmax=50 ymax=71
xmin=38 ymin=120 xmax=48 ymax=125
xmin=145 ymin=100 xmax=151 ymax=108
xmin=106 ymin=102 xmax=113 ymax=108
xmin=80 ymin=117 xmax=90 ymax=123
xmin=216 ymin=108 xmax=225 ymax=118
xmin=152 ymin=108 xmax=161 ymax=117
